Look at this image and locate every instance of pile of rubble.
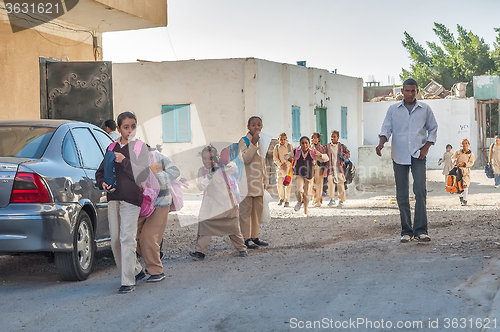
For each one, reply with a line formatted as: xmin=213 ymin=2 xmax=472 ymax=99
xmin=369 ymin=79 xmax=468 ymax=102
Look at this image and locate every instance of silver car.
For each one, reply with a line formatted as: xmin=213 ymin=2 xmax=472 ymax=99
xmin=0 ymin=120 xmax=113 ymax=281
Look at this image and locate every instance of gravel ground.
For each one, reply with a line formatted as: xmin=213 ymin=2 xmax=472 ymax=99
xmin=1 ymin=170 xmax=500 ymax=332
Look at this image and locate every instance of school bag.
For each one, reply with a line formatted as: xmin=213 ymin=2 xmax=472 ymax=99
xmin=446 ymin=167 xmax=464 ymax=194
xmin=169 ymin=178 xmax=188 ymax=212
xmin=107 ymin=141 xmax=160 ymax=218
xmin=343 ymin=160 xmax=356 ymax=184
xmin=216 ymin=136 xmax=251 ymax=203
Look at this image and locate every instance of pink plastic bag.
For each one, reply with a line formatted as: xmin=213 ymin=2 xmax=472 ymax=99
xmin=169 ymin=178 xmax=188 ymax=212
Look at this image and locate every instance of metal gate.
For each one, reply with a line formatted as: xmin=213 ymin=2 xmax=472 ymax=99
xmin=40 ymin=60 xmax=113 ymax=127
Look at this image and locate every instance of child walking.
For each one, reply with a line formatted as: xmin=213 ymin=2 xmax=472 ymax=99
xmin=190 ymin=145 xmax=248 ymax=260
xmin=452 ymin=138 xmax=475 ymax=206
xmin=324 ymin=130 xmax=350 ymax=207
xmin=311 ymin=132 xmax=327 ymax=207
xmin=286 ymin=136 xmax=329 ymax=216
xmin=273 ymin=133 xmax=293 ymax=207
xmin=438 ymin=144 xmax=453 ymax=182
xmin=238 ymin=116 xmax=268 ymax=249
xmin=136 ymin=146 xmax=180 ymax=282
xmin=96 ymin=112 xmax=150 ymax=293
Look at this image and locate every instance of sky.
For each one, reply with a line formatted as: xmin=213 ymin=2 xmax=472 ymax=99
xmin=102 ymin=0 xmax=500 ymax=86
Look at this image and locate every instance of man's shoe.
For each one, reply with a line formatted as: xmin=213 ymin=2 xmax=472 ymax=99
xmin=294 ymin=201 xmax=302 ymax=211
xmin=239 ymin=250 xmax=248 ymax=257
xmin=147 ymin=273 xmax=166 ymax=283
xmin=189 ymin=251 xmax=206 ymax=260
xmin=328 ymin=199 xmax=336 ymax=207
xmin=400 ymin=235 xmax=414 ymax=243
xmin=284 ymin=202 xmax=290 ymax=208
xmin=461 ymin=200 xmax=467 ymax=206
xmin=252 ymin=238 xmax=268 ymax=246
xmin=135 ymin=270 xmax=146 ymax=282
xmin=278 ymin=199 xmax=284 ymax=206
xmin=415 ymin=234 xmax=431 ymax=242
xmin=118 ymin=285 xmax=135 ymax=293
xmin=245 ymin=239 xmax=259 ymax=249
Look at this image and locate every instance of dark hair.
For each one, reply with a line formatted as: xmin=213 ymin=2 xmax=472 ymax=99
xmin=117 ymin=112 xmax=137 ymax=127
xmin=247 ymin=116 xmax=262 ymax=126
xmin=278 ymin=132 xmax=287 ymax=138
xmin=299 ymin=136 xmax=310 ymax=144
xmin=201 ymin=145 xmax=218 ymax=157
xmin=104 ymin=119 xmax=117 ymax=131
xmin=446 ymin=144 xmax=452 ymax=149
xmin=311 ymin=132 xmax=321 ymax=140
xmin=403 ymin=78 xmax=418 ymax=88
xmin=331 ymin=130 xmax=340 ymax=137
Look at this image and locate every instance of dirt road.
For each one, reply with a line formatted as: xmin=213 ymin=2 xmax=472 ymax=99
xmin=1 ymin=170 xmax=499 ymax=331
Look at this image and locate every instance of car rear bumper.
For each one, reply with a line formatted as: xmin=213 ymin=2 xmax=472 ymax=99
xmin=0 ymin=203 xmax=77 ymax=252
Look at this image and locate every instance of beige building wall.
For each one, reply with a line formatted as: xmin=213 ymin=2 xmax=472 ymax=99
xmin=0 ymin=0 xmax=167 ymax=120
xmin=95 ymin=0 xmax=168 ymax=27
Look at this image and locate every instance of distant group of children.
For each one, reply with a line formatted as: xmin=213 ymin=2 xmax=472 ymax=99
xmin=273 ymin=130 xmax=351 ymax=215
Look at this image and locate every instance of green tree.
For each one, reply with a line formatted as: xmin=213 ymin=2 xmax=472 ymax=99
xmin=401 ymin=23 xmax=498 ymax=96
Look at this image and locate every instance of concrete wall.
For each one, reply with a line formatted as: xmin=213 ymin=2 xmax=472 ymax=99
xmin=363 ymin=99 xmax=477 ymax=171
xmin=113 ymin=58 xmax=364 ymax=180
xmin=95 ymin=0 xmax=168 ymax=27
xmin=113 ymin=59 xmax=247 ymax=180
xmin=0 ymin=22 xmax=97 ymax=120
xmin=357 ymin=146 xmax=395 ymax=186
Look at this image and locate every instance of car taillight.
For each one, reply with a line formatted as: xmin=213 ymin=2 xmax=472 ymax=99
xmin=10 ymin=172 xmax=51 ymax=203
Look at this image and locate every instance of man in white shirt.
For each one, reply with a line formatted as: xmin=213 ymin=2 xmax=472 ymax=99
xmin=376 ymin=79 xmax=438 ymax=243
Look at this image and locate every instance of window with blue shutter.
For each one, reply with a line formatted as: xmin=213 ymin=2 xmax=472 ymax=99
xmin=341 ymin=107 xmax=347 ymax=139
xmin=292 ymin=106 xmax=301 ymax=141
xmin=162 ymin=104 xmax=191 ymax=143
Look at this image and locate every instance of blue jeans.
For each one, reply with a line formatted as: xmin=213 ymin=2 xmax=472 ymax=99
xmin=495 ymin=174 xmax=500 ymax=186
xmin=393 ymin=158 xmax=427 ymax=237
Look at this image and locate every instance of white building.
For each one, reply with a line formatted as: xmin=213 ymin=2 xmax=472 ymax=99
xmin=112 ymin=58 xmax=364 ymax=180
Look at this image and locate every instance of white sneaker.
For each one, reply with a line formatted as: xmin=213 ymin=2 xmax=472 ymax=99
xmin=495 ymin=185 xmax=499 ymax=188
xmin=400 ymin=235 xmax=414 ymax=243
xmin=294 ymin=201 xmax=303 ymax=211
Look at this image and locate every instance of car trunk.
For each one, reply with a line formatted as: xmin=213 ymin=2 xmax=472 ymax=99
xmin=0 ymin=158 xmax=27 ymax=208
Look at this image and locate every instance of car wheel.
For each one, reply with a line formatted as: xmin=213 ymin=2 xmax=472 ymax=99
xmin=55 ymin=211 xmax=95 ymax=281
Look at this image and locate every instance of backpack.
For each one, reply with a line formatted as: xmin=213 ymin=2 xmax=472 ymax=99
xmin=169 ymin=178 xmax=188 ymax=212
xmin=343 ymin=160 xmax=356 ymax=184
xmin=108 ymin=141 xmax=160 ymax=218
xmin=217 ymin=136 xmax=251 ymax=203
xmin=446 ymin=167 xmax=464 ymax=194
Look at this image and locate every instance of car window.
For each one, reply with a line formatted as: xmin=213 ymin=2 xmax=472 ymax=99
xmin=62 ymin=131 xmax=81 ymax=167
xmin=92 ymin=129 xmax=113 ymax=153
xmin=0 ymin=126 xmax=55 ymax=158
xmin=71 ymin=128 xmax=104 ymax=170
